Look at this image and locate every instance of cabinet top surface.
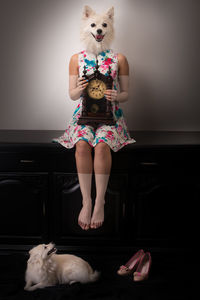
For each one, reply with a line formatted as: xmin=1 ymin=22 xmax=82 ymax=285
xmin=0 ymin=130 xmax=200 ymax=150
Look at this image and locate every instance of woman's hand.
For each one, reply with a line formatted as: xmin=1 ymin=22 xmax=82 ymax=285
xmin=77 ymin=77 xmax=89 ymax=92
xmin=104 ymin=89 xmax=118 ymax=102
xmin=69 ymin=76 xmax=88 ymax=100
xmin=105 ymin=74 xmax=129 ymax=103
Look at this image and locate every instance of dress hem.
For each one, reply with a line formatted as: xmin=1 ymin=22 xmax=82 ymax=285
xmin=52 ymin=137 xmax=136 ymax=152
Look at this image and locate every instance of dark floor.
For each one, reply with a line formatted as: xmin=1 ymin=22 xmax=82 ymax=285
xmin=0 ymin=248 xmax=196 ymax=300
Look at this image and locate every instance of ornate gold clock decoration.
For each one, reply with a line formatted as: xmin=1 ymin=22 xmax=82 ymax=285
xmin=78 ymin=60 xmax=116 ymax=128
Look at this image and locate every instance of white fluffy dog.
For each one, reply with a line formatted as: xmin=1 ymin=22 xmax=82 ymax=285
xmin=80 ymin=5 xmax=114 ymax=55
xmin=24 ymin=243 xmax=100 ymax=291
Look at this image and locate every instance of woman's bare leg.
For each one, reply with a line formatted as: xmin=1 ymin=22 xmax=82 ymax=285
xmin=75 ymin=140 xmax=93 ymax=230
xmin=91 ymin=142 xmax=112 ymax=229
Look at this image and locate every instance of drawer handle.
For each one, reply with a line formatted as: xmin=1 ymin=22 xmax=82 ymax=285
xmin=140 ymin=162 xmax=158 ymax=166
xmin=20 ymin=159 xmax=35 ymax=163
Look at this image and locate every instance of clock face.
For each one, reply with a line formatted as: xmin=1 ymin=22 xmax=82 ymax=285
xmin=87 ymin=79 xmax=106 ymax=100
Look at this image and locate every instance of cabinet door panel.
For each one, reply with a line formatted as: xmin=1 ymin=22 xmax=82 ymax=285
xmin=0 ymin=173 xmax=48 ymax=243
xmin=134 ymin=170 xmax=199 ymax=246
xmin=53 ymin=173 xmax=128 ymax=244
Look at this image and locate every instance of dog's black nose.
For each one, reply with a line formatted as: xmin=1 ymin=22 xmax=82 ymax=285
xmin=97 ymin=29 xmax=102 ymax=35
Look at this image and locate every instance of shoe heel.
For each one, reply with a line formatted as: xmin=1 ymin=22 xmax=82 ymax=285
xmin=133 ymin=252 xmax=152 ymax=282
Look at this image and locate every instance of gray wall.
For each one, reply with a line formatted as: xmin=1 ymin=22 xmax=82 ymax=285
xmin=0 ymin=0 xmax=199 ymax=131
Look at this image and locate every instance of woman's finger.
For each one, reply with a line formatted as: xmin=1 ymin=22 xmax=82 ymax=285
xmin=81 ymin=82 xmax=88 ymax=89
xmin=105 ymin=89 xmax=117 ymax=101
xmin=77 ymin=78 xmax=88 ymax=87
xmin=105 ymin=89 xmax=112 ymax=94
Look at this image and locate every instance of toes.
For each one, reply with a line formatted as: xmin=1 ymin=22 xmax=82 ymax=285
xmin=96 ymin=222 xmax=103 ymax=228
xmin=85 ymin=224 xmax=90 ymax=230
xmin=90 ymin=222 xmax=103 ymax=229
xmin=78 ymin=220 xmax=84 ymax=230
xmin=83 ymin=223 xmax=90 ymax=230
xmin=78 ymin=220 xmax=90 ymax=230
xmin=78 ymin=220 xmax=84 ymax=229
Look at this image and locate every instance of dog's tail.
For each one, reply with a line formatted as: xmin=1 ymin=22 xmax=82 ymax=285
xmin=89 ymin=270 xmax=101 ymax=282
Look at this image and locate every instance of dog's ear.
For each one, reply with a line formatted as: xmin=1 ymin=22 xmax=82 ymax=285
xmin=29 ymin=246 xmax=39 ymax=256
xmin=29 ymin=249 xmax=33 ymax=255
xmin=106 ymin=7 xmax=114 ymax=20
xmin=83 ymin=5 xmax=96 ymax=19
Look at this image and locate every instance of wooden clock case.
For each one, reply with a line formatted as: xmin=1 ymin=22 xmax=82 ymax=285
xmin=78 ymin=60 xmax=116 ymax=129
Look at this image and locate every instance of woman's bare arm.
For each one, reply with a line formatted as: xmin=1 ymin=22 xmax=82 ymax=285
xmin=69 ymin=54 xmax=88 ymax=100
xmin=104 ymin=53 xmax=129 ymax=103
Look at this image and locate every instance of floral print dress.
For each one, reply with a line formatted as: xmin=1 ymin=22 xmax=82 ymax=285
xmin=53 ymin=50 xmax=135 ymax=152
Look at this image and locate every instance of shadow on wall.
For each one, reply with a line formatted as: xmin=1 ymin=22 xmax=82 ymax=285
xmin=123 ymin=71 xmax=162 ymax=131
xmin=126 ymin=68 xmax=200 ymax=132
xmin=133 ymin=74 xmax=159 ymax=130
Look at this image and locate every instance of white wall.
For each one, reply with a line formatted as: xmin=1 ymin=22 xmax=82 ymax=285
xmin=0 ymin=0 xmax=199 ymax=131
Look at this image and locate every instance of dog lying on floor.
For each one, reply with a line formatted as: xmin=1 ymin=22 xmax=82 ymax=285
xmin=24 ymin=243 xmax=100 ymax=291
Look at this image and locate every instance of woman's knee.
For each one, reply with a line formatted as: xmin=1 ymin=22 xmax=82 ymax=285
xmin=75 ymin=140 xmax=92 ymax=156
xmin=94 ymin=142 xmax=110 ymax=156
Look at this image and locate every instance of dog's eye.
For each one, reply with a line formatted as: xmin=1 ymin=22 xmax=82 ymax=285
xmin=44 ymin=246 xmax=47 ymax=249
xmin=102 ymin=23 xmax=107 ymax=28
xmin=91 ymin=23 xmax=96 ymax=27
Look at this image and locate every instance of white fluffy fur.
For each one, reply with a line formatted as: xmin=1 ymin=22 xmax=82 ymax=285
xmin=80 ymin=5 xmax=114 ymax=55
xmin=24 ymin=243 xmax=100 ymax=291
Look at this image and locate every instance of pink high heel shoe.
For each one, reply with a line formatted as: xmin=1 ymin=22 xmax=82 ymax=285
xmin=117 ymin=249 xmax=144 ymax=276
xmin=133 ymin=252 xmax=152 ymax=281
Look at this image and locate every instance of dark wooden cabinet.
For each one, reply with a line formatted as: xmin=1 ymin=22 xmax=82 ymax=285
xmin=131 ymin=147 xmax=200 ymax=247
xmin=0 ymin=130 xmax=199 ymax=250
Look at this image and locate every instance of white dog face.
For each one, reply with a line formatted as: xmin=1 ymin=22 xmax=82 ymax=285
xmin=29 ymin=243 xmax=57 ymax=260
xmin=80 ymin=6 xmax=114 ymax=55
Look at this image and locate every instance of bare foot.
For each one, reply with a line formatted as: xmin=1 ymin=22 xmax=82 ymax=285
xmin=90 ymin=202 xmax=105 ymax=229
xmin=78 ymin=202 xmax=92 ymax=230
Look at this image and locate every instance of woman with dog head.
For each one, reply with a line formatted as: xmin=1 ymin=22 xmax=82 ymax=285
xmin=54 ymin=6 xmax=135 ymax=230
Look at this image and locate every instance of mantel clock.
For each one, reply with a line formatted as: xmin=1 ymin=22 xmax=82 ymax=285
xmin=78 ymin=60 xmax=116 ymax=128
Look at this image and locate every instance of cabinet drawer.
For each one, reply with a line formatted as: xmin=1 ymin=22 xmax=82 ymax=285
xmin=0 ymin=152 xmax=49 ymax=171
